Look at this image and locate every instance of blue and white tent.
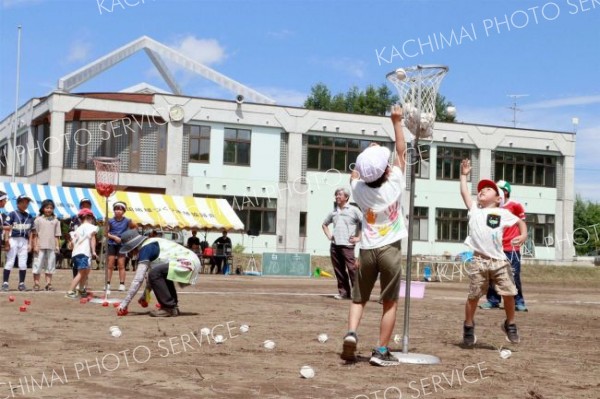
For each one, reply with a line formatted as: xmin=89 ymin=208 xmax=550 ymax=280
xmin=0 ymin=182 xmax=104 ymax=220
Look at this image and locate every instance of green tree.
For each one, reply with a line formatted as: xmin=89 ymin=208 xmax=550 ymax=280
xmin=573 ymin=195 xmax=600 ymax=255
xmin=435 ymin=94 xmax=456 ymax=123
xmin=304 ymin=83 xmax=398 ymax=116
xmin=304 ymin=83 xmax=453 ymax=121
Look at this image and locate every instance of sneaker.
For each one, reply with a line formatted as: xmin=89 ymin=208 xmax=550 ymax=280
xmin=341 ymin=332 xmax=358 ymax=361
xmin=479 ymin=302 xmax=499 ymax=309
xmin=65 ymin=291 xmax=78 ymax=299
xmin=463 ymin=323 xmax=477 ymax=347
xmin=369 ymin=347 xmax=400 ymax=367
xmin=149 ymin=308 xmax=178 ymax=317
xmin=79 ymin=289 xmax=88 ymax=298
xmin=333 ymin=294 xmax=344 ymax=300
xmin=18 ymin=283 xmax=26 ymax=292
xmin=105 ymin=284 xmax=111 ymax=294
xmin=501 ymin=320 xmax=520 ymax=344
xmin=119 ymin=284 xmax=126 ymax=291
xmin=515 ymin=304 xmax=528 ymax=312
xmin=1 ymin=283 xmax=8 ymax=292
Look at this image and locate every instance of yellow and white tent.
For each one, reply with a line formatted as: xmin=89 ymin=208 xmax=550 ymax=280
xmin=0 ymin=182 xmax=243 ymax=231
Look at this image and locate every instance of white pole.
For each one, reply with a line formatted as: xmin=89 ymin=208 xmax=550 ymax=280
xmin=11 ymin=25 xmax=22 ymax=183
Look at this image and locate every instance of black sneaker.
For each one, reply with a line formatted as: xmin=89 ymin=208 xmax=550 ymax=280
xmin=341 ymin=332 xmax=358 ymax=361
xmin=369 ymin=347 xmax=400 ymax=367
xmin=463 ymin=323 xmax=477 ymax=347
xmin=501 ymin=320 xmax=520 ymax=344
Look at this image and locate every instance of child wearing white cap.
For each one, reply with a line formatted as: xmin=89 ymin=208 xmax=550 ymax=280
xmin=341 ymin=104 xmax=407 ymax=367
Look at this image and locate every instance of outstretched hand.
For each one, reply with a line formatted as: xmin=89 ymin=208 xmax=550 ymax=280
xmin=461 ymin=159 xmax=471 ymax=176
xmin=390 ymin=104 xmax=403 ymax=123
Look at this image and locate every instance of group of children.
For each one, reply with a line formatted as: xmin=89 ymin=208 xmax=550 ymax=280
xmin=0 ymin=194 xmax=134 ymax=298
xmin=340 ymin=105 xmax=527 ymax=366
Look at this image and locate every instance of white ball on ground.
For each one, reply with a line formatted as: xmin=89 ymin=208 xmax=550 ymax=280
xmin=500 ymin=349 xmax=512 ymax=359
xmin=239 ymin=324 xmax=249 ymax=333
xmin=300 ymin=365 xmax=315 ymax=379
xmin=395 ymin=68 xmax=407 ymax=81
xmin=214 ymin=334 xmax=224 ymax=344
xmin=200 ymin=327 xmax=210 ymax=336
xmin=263 ymin=340 xmax=276 ymax=349
xmin=111 ymin=330 xmax=122 ymax=338
xmin=317 ymin=333 xmax=328 ymax=343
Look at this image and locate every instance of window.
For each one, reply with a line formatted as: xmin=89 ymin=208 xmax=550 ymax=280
xmin=436 ymin=208 xmax=468 ymax=242
xmin=207 ymin=195 xmax=276 ymax=235
xmin=33 ymin=124 xmax=49 ymax=173
xmin=224 ymin=128 xmax=251 ymax=166
xmin=412 ymin=207 xmax=429 ymax=240
xmin=526 ymin=213 xmax=555 ymax=246
xmin=299 ymin=212 xmax=307 ymax=237
xmin=307 ymin=135 xmax=392 ymax=172
xmin=15 ymin=133 xmax=27 ymax=177
xmin=412 ymin=144 xmax=430 ymax=179
xmin=0 ymin=144 xmax=8 ymax=175
xmin=436 ymin=146 xmax=471 ymax=180
xmin=189 ymin=125 xmax=210 ymax=163
xmin=494 ymin=151 xmax=556 ymax=187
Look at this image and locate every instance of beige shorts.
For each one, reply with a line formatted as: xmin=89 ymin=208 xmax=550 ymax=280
xmin=352 ymin=240 xmax=402 ymax=303
xmin=465 ymin=257 xmax=517 ymax=300
xmin=33 ymin=249 xmax=57 ymax=274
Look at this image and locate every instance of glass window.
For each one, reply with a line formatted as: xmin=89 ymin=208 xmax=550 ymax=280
xmin=494 ymin=151 xmax=557 ymax=188
xmin=436 ymin=208 xmax=469 ymax=242
xmin=223 ymin=128 xmax=251 ymax=166
xmin=189 ymin=125 xmax=211 ymax=163
xmin=436 ymin=147 xmax=471 ymax=180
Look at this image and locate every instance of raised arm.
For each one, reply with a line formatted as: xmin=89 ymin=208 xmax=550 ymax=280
xmin=460 ymin=159 xmax=473 ymax=209
xmin=390 ymin=104 xmax=406 ymax=173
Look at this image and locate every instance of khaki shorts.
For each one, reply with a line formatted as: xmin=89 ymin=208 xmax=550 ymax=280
xmin=465 ymin=257 xmax=517 ymax=300
xmin=352 ymin=240 xmax=402 ymax=303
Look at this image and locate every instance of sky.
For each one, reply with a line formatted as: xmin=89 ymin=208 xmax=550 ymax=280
xmin=0 ymin=0 xmax=598 ymax=201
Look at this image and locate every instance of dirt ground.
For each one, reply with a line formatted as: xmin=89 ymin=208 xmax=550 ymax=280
xmin=0 ymin=267 xmax=599 ymax=399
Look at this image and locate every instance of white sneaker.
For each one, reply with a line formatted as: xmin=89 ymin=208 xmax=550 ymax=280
xmin=105 ymin=284 xmax=111 ymax=294
xmin=119 ymin=284 xmax=126 ymax=291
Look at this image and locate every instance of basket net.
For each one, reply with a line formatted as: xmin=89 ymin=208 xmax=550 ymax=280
xmin=386 ymin=65 xmax=448 ymax=138
xmin=93 ymin=157 xmax=120 ymax=198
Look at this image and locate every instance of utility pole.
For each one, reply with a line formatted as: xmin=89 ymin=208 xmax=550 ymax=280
xmin=507 ymin=94 xmax=529 ymax=128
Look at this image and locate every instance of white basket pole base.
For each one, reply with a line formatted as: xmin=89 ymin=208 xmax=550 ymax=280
xmin=390 ymin=352 xmax=441 ymax=365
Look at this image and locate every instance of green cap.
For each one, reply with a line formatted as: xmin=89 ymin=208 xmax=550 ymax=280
xmin=496 ymin=180 xmax=512 ymax=195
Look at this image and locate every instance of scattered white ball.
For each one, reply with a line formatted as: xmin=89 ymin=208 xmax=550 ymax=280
xmin=395 ymin=68 xmax=407 ymax=81
xmin=200 ymin=327 xmax=211 ymax=336
xmin=500 ymin=349 xmax=512 ymax=359
xmin=239 ymin=324 xmax=249 ymax=333
xmin=109 ymin=326 xmax=120 ymax=333
xmin=263 ymin=340 xmax=276 ymax=350
xmin=111 ymin=330 xmax=122 ymax=338
xmin=300 ymin=365 xmax=315 ymax=379
xmin=393 ymin=334 xmax=402 ymax=344
xmin=317 ymin=333 xmax=328 ymax=343
xmin=214 ymin=334 xmax=224 ymax=344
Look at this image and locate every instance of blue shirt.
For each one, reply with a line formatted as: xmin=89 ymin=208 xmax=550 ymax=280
xmin=137 ymin=241 xmax=160 ymax=263
xmin=107 ymin=217 xmax=131 ymax=245
xmin=4 ymin=210 xmax=34 ymax=238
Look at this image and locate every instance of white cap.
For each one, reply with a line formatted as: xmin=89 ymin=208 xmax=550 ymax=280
xmin=355 ymin=145 xmax=391 ymax=183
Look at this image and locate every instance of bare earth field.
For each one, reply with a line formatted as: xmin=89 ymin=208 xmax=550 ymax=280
xmin=0 ymin=267 xmax=599 ymax=399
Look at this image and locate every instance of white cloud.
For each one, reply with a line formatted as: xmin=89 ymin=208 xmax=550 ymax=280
xmin=169 ymin=35 xmax=227 ymax=66
xmin=312 ymin=57 xmax=366 ymax=79
xmin=256 ymin=87 xmax=306 ymax=106
xmin=267 ymin=29 xmax=294 ymax=39
xmin=66 ymin=39 xmax=92 ymax=63
xmin=524 ymin=95 xmax=600 ymax=110
xmin=1 ymin=0 xmax=42 ymax=8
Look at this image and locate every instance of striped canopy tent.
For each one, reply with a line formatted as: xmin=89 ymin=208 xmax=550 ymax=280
xmin=0 ymin=182 xmax=244 ymax=231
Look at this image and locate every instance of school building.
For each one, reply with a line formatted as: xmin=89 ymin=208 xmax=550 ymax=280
xmin=0 ymin=36 xmax=576 ymax=261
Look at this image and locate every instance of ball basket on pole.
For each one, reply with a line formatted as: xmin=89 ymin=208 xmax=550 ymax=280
xmin=89 ymin=157 xmax=121 ymax=305
xmin=386 ymin=65 xmax=448 ymax=364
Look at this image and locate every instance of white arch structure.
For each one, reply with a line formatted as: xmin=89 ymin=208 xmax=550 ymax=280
xmin=57 ymin=35 xmax=275 ymax=104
